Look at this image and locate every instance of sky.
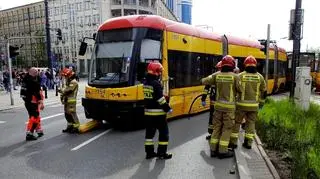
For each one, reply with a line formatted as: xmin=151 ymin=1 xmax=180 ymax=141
xmin=192 ymin=0 xmax=319 ymax=52
xmin=1 ymin=0 xmax=319 ymax=51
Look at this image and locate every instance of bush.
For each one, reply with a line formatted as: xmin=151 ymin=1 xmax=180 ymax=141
xmin=257 ymin=98 xmax=320 ymax=179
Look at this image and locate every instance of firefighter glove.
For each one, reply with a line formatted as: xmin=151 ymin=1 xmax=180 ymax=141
xmin=201 ymin=101 xmax=206 ymax=107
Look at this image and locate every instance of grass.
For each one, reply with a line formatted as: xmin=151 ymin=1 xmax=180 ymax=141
xmin=257 ymin=98 xmax=320 ymax=179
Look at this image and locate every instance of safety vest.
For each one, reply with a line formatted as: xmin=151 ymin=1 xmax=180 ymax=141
xmin=236 ymin=72 xmax=265 ymax=111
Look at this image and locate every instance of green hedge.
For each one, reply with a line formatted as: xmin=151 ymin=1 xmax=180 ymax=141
xmin=257 ymin=98 xmax=320 ymax=179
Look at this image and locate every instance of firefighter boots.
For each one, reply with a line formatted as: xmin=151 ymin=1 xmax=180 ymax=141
xmin=26 ymin=133 xmax=37 ymax=141
xmin=210 ymin=150 xmax=218 ymax=158
xmin=218 ymin=151 xmax=234 ymax=159
xmin=146 ymin=152 xmax=157 ymax=159
xmin=157 ymin=153 xmax=172 ymax=160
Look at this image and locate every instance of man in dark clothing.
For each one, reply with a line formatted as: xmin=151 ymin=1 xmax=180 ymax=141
xmin=143 ymin=61 xmax=173 ymax=160
xmin=20 ymin=67 xmax=44 ymax=141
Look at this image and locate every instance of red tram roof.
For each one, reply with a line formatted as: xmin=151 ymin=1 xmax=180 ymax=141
xmin=98 ymin=15 xmax=222 ymax=42
xmin=98 ymin=15 xmax=287 ymax=53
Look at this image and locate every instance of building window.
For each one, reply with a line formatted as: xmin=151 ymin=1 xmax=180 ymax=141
xmin=112 ymin=0 xmax=121 ymax=5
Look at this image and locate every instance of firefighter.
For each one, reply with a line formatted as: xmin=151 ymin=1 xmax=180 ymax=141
xmin=60 ymin=68 xmax=80 ymax=133
xmin=20 ymin=67 xmax=45 ymax=141
xmin=143 ymin=61 xmax=173 ymax=160
xmin=201 ymin=61 xmax=222 ymax=140
xmin=201 ymin=55 xmax=241 ymax=159
xmin=229 ymin=55 xmax=266 ymax=149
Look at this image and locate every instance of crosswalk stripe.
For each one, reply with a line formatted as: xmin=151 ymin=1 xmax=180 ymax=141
xmin=71 ymin=129 xmax=112 ymax=151
xmin=0 ymin=121 xmax=6 ymax=124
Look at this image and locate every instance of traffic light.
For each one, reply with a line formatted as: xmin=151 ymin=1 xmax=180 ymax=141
xmin=78 ymin=41 xmax=88 ymax=56
xmin=259 ymin=40 xmax=267 ymax=55
xmin=9 ymin=45 xmax=20 ymax=58
xmin=56 ymin=28 xmax=62 ymax=41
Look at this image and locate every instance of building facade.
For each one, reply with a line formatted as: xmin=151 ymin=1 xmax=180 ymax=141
xmin=164 ymin=0 xmax=192 ymax=24
xmin=48 ymin=0 xmax=177 ymax=75
xmin=0 ymin=2 xmax=46 ymax=69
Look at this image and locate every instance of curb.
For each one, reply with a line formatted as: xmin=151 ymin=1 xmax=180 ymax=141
xmin=0 ymin=106 xmax=15 ymax=112
xmin=234 ymin=138 xmax=252 ymax=179
xmin=254 ymin=134 xmax=281 ymax=179
xmin=234 ymin=132 xmax=281 ymax=179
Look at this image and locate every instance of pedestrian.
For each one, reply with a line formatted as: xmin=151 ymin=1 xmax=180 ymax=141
xmin=12 ymin=69 xmax=17 ymax=90
xmin=40 ymin=70 xmax=48 ymax=99
xmin=3 ymin=70 xmax=10 ymax=92
xmin=229 ymin=56 xmax=266 ymax=149
xmin=201 ymin=55 xmax=241 ymax=159
xmin=60 ymin=68 xmax=80 ymax=133
xmin=20 ymin=67 xmax=44 ymax=141
xmin=201 ymin=61 xmax=222 ymax=140
xmin=143 ymin=61 xmax=173 ymax=160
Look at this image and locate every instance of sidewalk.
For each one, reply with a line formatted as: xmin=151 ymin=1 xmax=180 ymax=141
xmin=0 ymin=88 xmax=61 ymax=111
xmin=0 ymin=79 xmax=87 ymax=111
xmin=235 ymin=129 xmax=280 ymax=179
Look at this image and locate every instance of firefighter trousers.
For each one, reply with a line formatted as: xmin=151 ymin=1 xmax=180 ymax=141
xmin=25 ymin=102 xmax=42 ymax=134
xmin=144 ymin=115 xmax=169 ymax=155
xmin=230 ymin=111 xmax=257 ymax=147
xmin=210 ymin=110 xmax=235 ymax=153
xmin=64 ymin=103 xmax=80 ymax=129
xmin=208 ymin=105 xmax=214 ymax=134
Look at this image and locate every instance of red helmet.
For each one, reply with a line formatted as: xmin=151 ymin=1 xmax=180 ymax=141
xmin=221 ymin=55 xmax=235 ymax=68
xmin=215 ymin=61 xmax=222 ymax=69
xmin=61 ymin=68 xmax=74 ymax=78
xmin=147 ymin=62 xmax=163 ymax=76
xmin=244 ymin=55 xmax=257 ymax=67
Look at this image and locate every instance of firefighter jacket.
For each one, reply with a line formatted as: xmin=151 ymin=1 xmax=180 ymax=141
xmin=201 ymin=72 xmax=241 ymax=112
xmin=237 ymin=71 xmax=266 ymax=111
xmin=143 ymin=74 xmax=171 ymax=116
xmin=60 ymin=78 xmax=78 ymax=105
xmin=20 ymin=74 xmax=42 ymax=103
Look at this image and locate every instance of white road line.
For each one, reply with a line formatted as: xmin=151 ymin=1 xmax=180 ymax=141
xmin=24 ymin=113 xmax=64 ymax=124
xmin=0 ymin=121 xmax=6 ymax=124
xmin=71 ymin=129 xmax=112 ymax=151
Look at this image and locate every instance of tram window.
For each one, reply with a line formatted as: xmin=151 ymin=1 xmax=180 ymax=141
xmin=268 ymin=60 xmax=274 ymax=79
xmin=278 ymin=61 xmax=287 ymax=77
xmin=234 ymin=57 xmax=245 ymax=72
xmin=168 ymin=50 xmax=218 ymax=88
xmin=256 ymin=59 xmax=265 ymax=77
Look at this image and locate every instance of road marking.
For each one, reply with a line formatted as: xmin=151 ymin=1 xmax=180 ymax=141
xmin=71 ymin=129 xmax=112 ymax=151
xmin=24 ymin=113 xmax=64 ymax=124
xmin=0 ymin=121 xmax=6 ymax=124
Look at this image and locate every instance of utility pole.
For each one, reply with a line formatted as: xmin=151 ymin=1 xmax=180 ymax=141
xmin=265 ymin=24 xmax=271 ymax=84
xmin=290 ymin=0 xmax=303 ymax=99
xmin=7 ymin=41 xmax=14 ymax=105
xmin=45 ymin=0 xmax=52 ymax=71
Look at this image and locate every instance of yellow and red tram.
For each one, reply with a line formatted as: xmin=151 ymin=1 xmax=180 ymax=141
xmin=79 ymin=15 xmax=288 ymax=128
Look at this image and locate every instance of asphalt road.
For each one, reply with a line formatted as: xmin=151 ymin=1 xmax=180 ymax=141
xmin=0 ymin=97 xmax=238 ymax=179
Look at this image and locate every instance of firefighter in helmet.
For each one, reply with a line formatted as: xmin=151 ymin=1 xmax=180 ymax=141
xmin=21 ymin=67 xmax=45 ymax=141
xmin=229 ymin=55 xmax=266 ymax=149
xmin=201 ymin=61 xmax=222 ymax=140
xmin=60 ymin=68 xmax=80 ymax=133
xmin=201 ymin=55 xmax=241 ymax=159
xmin=143 ymin=61 xmax=173 ymax=160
